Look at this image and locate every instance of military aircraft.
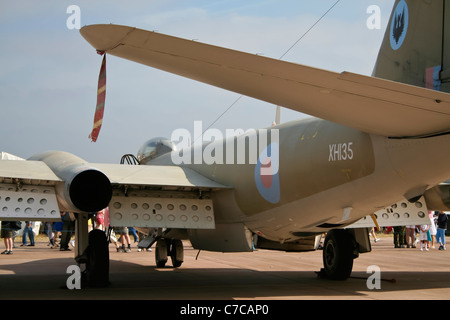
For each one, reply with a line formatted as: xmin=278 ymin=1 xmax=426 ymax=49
xmin=1 ymin=0 xmax=449 ymax=286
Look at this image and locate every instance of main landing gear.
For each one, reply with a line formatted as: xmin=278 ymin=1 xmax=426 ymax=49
xmin=75 ymin=230 xmax=185 ymax=288
xmin=137 ymin=228 xmax=185 ymax=268
xmin=75 ymin=229 xmax=110 ymax=288
xmin=318 ymin=229 xmax=366 ymax=280
xmin=74 ymin=213 xmax=110 ymax=288
xmin=154 ymin=238 xmax=184 ymax=268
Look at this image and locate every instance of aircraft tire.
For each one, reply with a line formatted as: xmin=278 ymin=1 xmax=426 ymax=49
xmin=170 ymin=239 xmax=184 ymax=268
xmin=322 ymin=229 xmax=354 ymax=280
xmin=84 ymin=229 xmax=110 ymax=287
xmin=155 ymin=239 xmax=168 ymax=268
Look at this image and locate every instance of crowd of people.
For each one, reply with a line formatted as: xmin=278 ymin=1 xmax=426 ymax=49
xmin=1 ymin=208 xmax=448 ymax=255
xmin=1 ymin=208 xmax=145 ymax=255
xmin=391 ymin=211 xmax=447 ymax=251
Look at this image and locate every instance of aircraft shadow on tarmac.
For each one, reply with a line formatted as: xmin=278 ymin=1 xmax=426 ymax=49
xmin=1 ymin=257 xmax=449 ymax=299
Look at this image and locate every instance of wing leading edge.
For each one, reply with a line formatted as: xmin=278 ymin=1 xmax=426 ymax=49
xmin=0 ymin=158 xmax=229 ymax=190
xmin=91 ymin=163 xmax=229 ymax=190
xmin=0 ymin=154 xmax=230 ymax=224
xmin=80 ymin=24 xmax=450 ymax=138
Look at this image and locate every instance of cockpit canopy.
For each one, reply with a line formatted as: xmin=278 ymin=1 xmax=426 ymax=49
xmin=137 ymin=137 xmax=176 ymax=164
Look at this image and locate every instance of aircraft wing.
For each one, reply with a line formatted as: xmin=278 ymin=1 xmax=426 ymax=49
xmin=0 ymin=152 xmax=229 ymax=229
xmin=0 ymin=157 xmax=226 ymax=190
xmin=0 ymin=159 xmax=62 ymax=183
xmin=80 ymin=24 xmax=450 ymax=138
xmin=91 ymin=163 xmax=228 ymax=190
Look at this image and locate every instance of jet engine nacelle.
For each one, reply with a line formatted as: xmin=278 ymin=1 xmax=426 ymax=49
xmin=29 ymin=151 xmax=112 ymax=213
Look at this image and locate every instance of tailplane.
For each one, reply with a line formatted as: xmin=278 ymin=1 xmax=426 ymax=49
xmin=373 ymin=0 xmax=450 ymax=93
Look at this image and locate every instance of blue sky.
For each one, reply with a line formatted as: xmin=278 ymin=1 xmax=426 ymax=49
xmin=0 ymin=0 xmax=395 ymax=163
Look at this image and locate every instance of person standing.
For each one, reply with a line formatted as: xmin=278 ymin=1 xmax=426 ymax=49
xmin=419 ymin=224 xmax=430 ymax=251
xmin=428 ymin=211 xmax=437 ymax=249
xmin=114 ymin=227 xmax=131 ymax=252
xmin=393 ymin=226 xmax=406 ymax=248
xmin=60 ymin=212 xmax=75 ymax=251
xmin=1 ymin=221 xmax=14 ymax=254
xmin=45 ymin=222 xmax=54 ymax=247
xmin=129 ymin=227 xmax=139 ymax=243
xmin=94 ymin=209 xmax=105 ymax=230
xmin=405 ymin=225 xmax=416 ymax=248
xmin=21 ymin=221 xmax=35 ymax=247
xmin=436 ymin=211 xmax=448 ymax=251
xmin=52 ymin=220 xmax=63 ymax=248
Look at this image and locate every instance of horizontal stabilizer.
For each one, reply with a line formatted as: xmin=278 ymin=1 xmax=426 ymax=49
xmin=81 ymin=24 xmax=450 ymax=138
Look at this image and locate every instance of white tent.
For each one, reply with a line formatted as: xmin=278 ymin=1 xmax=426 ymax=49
xmin=1 ymin=152 xmax=24 ymax=160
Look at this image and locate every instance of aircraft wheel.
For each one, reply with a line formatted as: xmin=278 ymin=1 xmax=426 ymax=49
xmin=170 ymin=239 xmax=184 ymax=268
xmin=155 ymin=239 xmax=168 ymax=268
xmin=84 ymin=229 xmax=110 ymax=287
xmin=322 ymin=229 xmax=354 ymax=280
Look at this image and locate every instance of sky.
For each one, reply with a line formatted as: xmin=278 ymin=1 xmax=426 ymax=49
xmin=0 ymin=0 xmax=395 ymax=163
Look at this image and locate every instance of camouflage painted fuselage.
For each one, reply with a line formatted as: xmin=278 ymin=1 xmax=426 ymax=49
xmin=149 ymin=117 xmax=450 ymax=242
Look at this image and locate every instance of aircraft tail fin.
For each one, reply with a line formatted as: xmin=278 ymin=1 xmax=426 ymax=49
xmin=373 ymin=0 xmax=450 ymax=93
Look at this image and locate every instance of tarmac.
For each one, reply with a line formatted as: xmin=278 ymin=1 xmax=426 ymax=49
xmin=0 ymin=236 xmax=449 ymax=301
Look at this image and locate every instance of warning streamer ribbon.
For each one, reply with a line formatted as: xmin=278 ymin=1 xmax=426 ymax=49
xmin=89 ymin=52 xmax=106 ymax=142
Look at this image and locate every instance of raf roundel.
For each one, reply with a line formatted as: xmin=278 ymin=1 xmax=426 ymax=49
xmin=390 ymin=0 xmax=409 ymax=51
xmin=254 ymin=143 xmax=280 ymax=204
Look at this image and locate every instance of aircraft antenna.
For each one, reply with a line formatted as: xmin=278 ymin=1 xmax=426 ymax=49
xmin=194 ymin=0 xmax=341 ymax=143
xmin=278 ymin=0 xmax=341 ymax=60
